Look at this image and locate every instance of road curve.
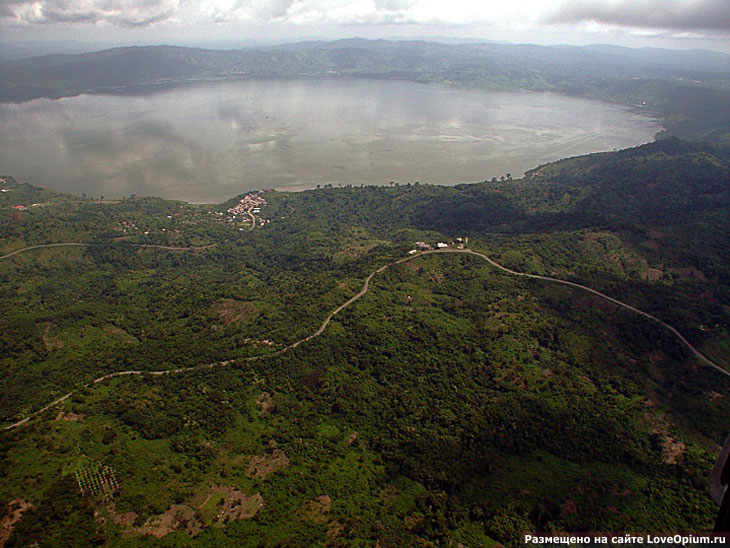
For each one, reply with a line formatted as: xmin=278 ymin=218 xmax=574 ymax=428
xmin=0 ymin=242 xmax=216 ymax=260
xmin=3 ymin=248 xmax=727 ymax=432
xmin=0 ymin=242 xmax=88 ymax=259
xmin=433 ymin=248 xmax=729 ymax=378
xmin=248 ymin=208 xmax=257 ymax=231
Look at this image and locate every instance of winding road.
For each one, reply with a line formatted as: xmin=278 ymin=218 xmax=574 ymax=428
xmin=442 ymin=249 xmax=729 ymax=378
xmin=247 ymin=208 xmax=257 ymax=231
xmin=0 ymin=242 xmax=216 ymax=260
xmin=2 ymin=247 xmax=728 ymax=432
xmin=0 ymin=242 xmax=89 ymax=260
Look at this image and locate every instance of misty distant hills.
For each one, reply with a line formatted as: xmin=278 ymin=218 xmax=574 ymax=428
xmin=2 ymin=39 xmax=728 ymax=90
xmin=1 ymin=39 xmax=728 ymax=140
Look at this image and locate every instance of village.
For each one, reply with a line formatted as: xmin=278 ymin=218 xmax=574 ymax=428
xmin=226 ymin=191 xmax=270 ymax=229
xmin=106 ymin=190 xmax=273 ymax=240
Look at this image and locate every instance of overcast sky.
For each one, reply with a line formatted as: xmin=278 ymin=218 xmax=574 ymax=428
xmin=2 ymin=0 xmax=729 ymax=52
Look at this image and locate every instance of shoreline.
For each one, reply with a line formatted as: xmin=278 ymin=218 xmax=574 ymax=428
xmin=3 ymin=134 xmax=664 ymax=206
xmin=0 ymin=77 xmax=663 ymax=206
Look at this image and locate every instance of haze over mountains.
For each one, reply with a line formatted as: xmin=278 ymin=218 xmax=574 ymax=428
xmin=3 ymin=39 xmax=728 ymax=142
xmin=4 ymin=39 xmax=729 ymax=93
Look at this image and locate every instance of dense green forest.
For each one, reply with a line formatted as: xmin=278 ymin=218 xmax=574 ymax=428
xmin=1 ymin=138 xmax=729 ymax=546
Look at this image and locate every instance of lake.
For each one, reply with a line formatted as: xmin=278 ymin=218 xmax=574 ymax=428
xmin=0 ymin=77 xmax=662 ymax=203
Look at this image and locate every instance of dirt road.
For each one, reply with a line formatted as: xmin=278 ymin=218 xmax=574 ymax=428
xmin=4 ymin=247 xmax=727 ymax=432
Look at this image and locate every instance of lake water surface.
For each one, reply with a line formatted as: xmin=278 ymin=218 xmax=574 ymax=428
xmin=0 ymin=78 xmax=662 ymax=202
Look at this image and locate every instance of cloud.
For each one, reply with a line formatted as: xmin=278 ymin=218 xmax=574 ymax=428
xmin=1 ymin=0 xmax=181 ymax=27
xmin=546 ymin=0 xmax=730 ymax=33
xmin=4 ymin=0 xmax=729 ymax=35
xmin=193 ymin=0 xmax=305 ymax=24
xmin=0 ymin=1 xmax=21 ymax=17
xmin=232 ymin=0 xmax=298 ymax=21
xmin=1 ymin=0 xmax=539 ymax=27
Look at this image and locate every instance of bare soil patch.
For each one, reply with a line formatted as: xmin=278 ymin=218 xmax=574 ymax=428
xmin=327 ymin=522 xmax=346 ymax=540
xmin=404 ymin=515 xmax=426 ymax=531
xmin=216 ymin=488 xmax=263 ymax=523
xmin=605 ymin=253 xmax=625 ymax=273
xmin=246 ymin=449 xmax=290 ymax=479
xmin=110 ymin=507 xmax=138 ymax=528
xmin=641 ymin=268 xmax=663 ymax=282
xmin=297 ymin=495 xmax=332 ymax=524
xmin=102 ymin=325 xmax=139 ymax=343
xmin=125 ymin=504 xmax=203 ymax=538
xmin=662 ymin=436 xmax=686 ymax=464
xmin=38 ymin=322 xmax=63 ymax=351
xmin=96 ymin=503 xmax=138 ymax=528
xmin=56 ymin=410 xmax=84 ymax=422
xmin=708 ymin=391 xmax=725 ymax=402
xmin=213 ymin=299 xmax=260 ymax=326
xmin=0 ymin=499 xmax=33 ymax=548
xmin=334 ymin=241 xmax=387 ymax=259
xmin=643 ymin=400 xmax=687 ymax=465
xmin=428 ymin=271 xmax=445 ymax=284
xmin=255 ymin=392 xmax=276 ymax=416
xmin=584 ymin=231 xmax=620 ymax=245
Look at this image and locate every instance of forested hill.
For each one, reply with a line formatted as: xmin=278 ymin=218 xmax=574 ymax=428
xmin=1 ymin=39 xmax=729 ymax=140
xmin=522 ymin=138 xmax=730 ymax=223
xmin=318 ymin=138 xmax=730 ymax=235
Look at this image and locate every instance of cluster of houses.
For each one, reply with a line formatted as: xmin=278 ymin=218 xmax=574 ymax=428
xmin=409 ymin=237 xmax=468 ymax=254
xmin=116 ymin=219 xmax=182 ymax=236
xmin=117 ymin=220 xmax=139 ymax=233
xmin=116 ymin=214 xmax=186 ymax=236
xmin=227 ymin=192 xmax=268 ymax=222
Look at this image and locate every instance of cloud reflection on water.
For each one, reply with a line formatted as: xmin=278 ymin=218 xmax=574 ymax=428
xmin=0 ymin=78 xmax=662 ymax=202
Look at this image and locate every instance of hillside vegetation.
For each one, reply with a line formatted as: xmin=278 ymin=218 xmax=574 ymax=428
xmin=1 ymin=139 xmax=729 ymax=546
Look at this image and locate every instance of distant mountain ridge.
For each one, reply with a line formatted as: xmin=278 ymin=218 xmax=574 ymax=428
xmin=3 ymin=40 xmax=729 ymax=92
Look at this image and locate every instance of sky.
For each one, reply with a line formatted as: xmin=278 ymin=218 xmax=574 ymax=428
xmin=1 ymin=0 xmax=729 ymax=53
